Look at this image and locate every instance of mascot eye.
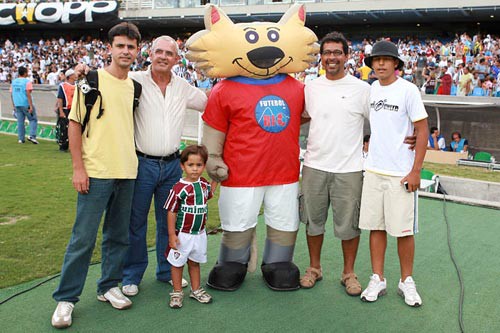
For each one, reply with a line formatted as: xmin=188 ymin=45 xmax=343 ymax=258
xmin=245 ymin=31 xmax=259 ymax=44
xmin=267 ymin=30 xmax=280 ymax=42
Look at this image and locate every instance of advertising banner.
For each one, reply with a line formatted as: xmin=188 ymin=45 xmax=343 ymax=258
xmin=0 ymin=1 xmax=119 ymax=26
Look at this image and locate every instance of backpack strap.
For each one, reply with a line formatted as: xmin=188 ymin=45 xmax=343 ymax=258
xmin=132 ymin=78 xmax=142 ymax=112
xmin=81 ymin=70 xmax=101 ymax=135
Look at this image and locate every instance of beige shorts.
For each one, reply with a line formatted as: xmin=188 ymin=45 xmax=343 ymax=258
xmin=300 ymin=166 xmax=362 ymax=240
xmin=359 ymin=171 xmax=419 ymax=237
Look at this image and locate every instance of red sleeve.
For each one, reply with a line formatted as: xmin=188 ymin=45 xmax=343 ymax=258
xmin=201 ymin=81 xmax=230 ymax=134
xmin=164 ymin=187 xmax=180 ymax=212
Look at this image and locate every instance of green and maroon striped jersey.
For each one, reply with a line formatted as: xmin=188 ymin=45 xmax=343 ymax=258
xmin=164 ymin=177 xmax=213 ymax=234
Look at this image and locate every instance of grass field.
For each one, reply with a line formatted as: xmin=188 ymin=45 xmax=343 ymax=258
xmin=0 ymin=133 xmax=498 ymax=289
xmin=0 ymin=134 xmax=220 ymax=288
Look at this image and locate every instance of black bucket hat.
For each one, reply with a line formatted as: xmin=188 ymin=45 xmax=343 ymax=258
xmin=364 ymin=40 xmax=405 ymax=70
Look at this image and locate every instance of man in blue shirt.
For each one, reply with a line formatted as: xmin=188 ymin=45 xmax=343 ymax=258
xmin=10 ymin=66 xmax=38 ymax=144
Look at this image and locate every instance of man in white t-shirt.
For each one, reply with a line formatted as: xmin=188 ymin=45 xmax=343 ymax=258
xmin=46 ymin=68 xmax=60 ymax=85
xmin=300 ymin=32 xmax=370 ymax=295
xmin=359 ymin=40 xmax=428 ymax=307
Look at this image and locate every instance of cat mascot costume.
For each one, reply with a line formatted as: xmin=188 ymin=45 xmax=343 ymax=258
xmin=186 ymin=4 xmax=318 ymax=291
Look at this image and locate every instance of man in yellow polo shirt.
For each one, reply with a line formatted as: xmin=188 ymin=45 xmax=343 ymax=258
xmin=51 ymin=22 xmax=141 ymax=329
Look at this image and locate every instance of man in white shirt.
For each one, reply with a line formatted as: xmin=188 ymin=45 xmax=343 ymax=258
xmin=46 ymin=67 xmax=60 ymax=85
xmin=359 ymin=40 xmax=428 ymax=308
xmin=300 ymin=32 xmax=370 ymax=295
xmin=122 ymin=36 xmax=208 ymax=297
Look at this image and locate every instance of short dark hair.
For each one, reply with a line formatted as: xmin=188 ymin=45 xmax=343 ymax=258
xmin=18 ymin=66 xmax=27 ymax=76
xmin=180 ymin=144 xmax=208 ymax=164
xmin=430 ymin=126 xmax=439 ymax=134
xmin=451 ymin=131 xmax=462 ymax=139
xmin=319 ymin=31 xmax=349 ymax=56
xmin=108 ymin=22 xmax=141 ymax=46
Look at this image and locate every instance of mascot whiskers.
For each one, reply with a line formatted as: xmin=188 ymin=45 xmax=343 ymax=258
xmin=187 ymin=4 xmax=318 ymax=291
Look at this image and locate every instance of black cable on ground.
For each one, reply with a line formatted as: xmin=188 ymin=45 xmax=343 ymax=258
xmin=442 ymin=194 xmax=465 ymax=333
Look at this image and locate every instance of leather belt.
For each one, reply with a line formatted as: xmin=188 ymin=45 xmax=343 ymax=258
xmin=136 ymin=150 xmax=180 ymax=161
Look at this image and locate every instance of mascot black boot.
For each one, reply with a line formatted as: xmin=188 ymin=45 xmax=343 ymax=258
xmin=207 ymin=228 xmax=254 ymax=291
xmin=261 ymin=226 xmax=300 ymax=291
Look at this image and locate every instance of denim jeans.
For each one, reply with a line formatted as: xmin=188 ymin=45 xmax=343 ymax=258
xmin=53 ymin=178 xmax=135 ymax=303
xmin=122 ymin=155 xmax=182 ymax=285
xmin=15 ymin=106 xmax=38 ymax=141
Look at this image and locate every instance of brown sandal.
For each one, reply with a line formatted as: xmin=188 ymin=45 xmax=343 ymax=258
xmin=300 ymin=267 xmax=323 ymax=289
xmin=341 ymin=272 xmax=362 ymax=296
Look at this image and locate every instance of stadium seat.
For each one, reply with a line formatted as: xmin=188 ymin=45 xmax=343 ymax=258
xmin=471 ymin=87 xmax=485 ymax=96
xmin=450 ymin=85 xmax=457 ymax=96
xmin=474 ymin=151 xmax=492 ymax=162
xmin=420 ymin=169 xmax=439 ymax=193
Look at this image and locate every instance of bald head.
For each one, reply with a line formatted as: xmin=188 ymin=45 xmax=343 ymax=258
xmin=151 ymin=36 xmax=180 ymax=56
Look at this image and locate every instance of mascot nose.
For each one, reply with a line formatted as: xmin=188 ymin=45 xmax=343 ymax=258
xmin=247 ymin=46 xmax=285 ymax=69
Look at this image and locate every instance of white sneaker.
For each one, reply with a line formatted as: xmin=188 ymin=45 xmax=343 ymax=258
xmin=122 ymin=284 xmax=139 ymax=297
xmin=169 ymin=290 xmax=184 ymax=308
xmin=51 ymin=301 xmax=74 ymax=329
xmin=27 ymin=136 xmax=39 ymax=144
xmin=169 ymin=278 xmax=188 ymax=288
xmin=190 ymin=287 xmax=212 ymax=304
xmin=97 ymin=287 xmax=132 ymax=309
xmin=398 ymin=276 xmax=422 ymax=307
xmin=360 ymin=274 xmax=387 ymax=302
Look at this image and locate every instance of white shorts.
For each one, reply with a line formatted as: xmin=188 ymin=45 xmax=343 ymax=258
xmin=359 ymin=172 xmax=419 ymax=237
xmin=166 ymin=232 xmax=207 ymax=267
xmin=218 ymin=182 xmax=300 ymax=232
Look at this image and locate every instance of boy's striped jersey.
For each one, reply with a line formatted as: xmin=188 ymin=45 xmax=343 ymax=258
xmin=164 ymin=177 xmax=213 ymax=234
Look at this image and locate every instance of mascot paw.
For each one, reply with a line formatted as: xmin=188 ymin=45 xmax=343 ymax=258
xmin=261 ymin=262 xmax=300 ymax=291
xmin=207 ymin=262 xmax=247 ymax=291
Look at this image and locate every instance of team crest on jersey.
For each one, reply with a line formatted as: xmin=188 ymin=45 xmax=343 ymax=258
xmin=255 ymin=95 xmax=290 ymax=133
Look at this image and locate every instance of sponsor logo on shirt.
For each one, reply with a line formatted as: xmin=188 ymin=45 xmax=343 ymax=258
xmin=180 ymin=204 xmax=208 ymax=214
xmin=371 ymin=99 xmax=399 ymax=112
xmin=255 ymin=95 xmax=290 ymax=133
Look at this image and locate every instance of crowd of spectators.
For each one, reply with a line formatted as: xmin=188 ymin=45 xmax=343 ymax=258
xmin=1 ymin=32 xmax=500 ymax=96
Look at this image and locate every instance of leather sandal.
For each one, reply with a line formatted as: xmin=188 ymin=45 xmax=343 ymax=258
xmin=341 ymin=272 xmax=362 ymax=296
xmin=300 ymin=267 xmax=322 ymax=289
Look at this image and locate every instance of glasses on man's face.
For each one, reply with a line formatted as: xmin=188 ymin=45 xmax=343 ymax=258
xmin=322 ymin=50 xmax=344 ymax=57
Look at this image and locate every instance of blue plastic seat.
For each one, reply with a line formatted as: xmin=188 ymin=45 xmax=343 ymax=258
xmin=471 ymin=87 xmax=485 ymax=96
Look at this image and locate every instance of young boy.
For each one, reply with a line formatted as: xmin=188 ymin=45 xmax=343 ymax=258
xmin=164 ymin=145 xmax=216 ymax=308
xmin=359 ymin=40 xmax=429 ymax=307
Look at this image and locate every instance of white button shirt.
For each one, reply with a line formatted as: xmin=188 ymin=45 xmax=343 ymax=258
xmin=129 ymin=68 xmax=207 ymax=156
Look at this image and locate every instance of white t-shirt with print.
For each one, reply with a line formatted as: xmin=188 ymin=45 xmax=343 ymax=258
xmin=304 ymin=74 xmax=370 ymax=173
xmin=365 ymin=77 xmax=428 ymax=177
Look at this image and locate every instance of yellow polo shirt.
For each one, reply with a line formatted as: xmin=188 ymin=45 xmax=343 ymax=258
xmin=69 ymin=69 xmax=138 ymax=179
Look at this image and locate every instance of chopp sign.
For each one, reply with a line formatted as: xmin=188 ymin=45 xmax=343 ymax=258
xmin=0 ymin=1 xmax=118 ymax=26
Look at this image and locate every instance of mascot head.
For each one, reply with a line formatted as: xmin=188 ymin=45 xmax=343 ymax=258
xmin=186 ymin=4 xmax=319 ymax=79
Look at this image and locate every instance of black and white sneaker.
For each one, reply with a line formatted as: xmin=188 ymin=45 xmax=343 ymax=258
xmin=27 ymin=136 xmax=39 ymax=144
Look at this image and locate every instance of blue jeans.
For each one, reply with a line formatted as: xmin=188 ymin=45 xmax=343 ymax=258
xmin=53 ymin=178 xmax=135 ymax=303
xmin=15 ymin=106 xmax=38 ymax=141
xmin=123 ymin=155 xmax=182 ymax=285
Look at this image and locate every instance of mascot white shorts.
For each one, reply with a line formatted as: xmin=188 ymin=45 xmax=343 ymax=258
xmin=219 ymin=182 xmax=299 ymax=232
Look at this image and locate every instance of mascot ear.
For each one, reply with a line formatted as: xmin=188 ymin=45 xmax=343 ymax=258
xmin=204 ymin=4 xmax=234 ymax=31
xmin=278 ymin=3 xmax=306 ymax=27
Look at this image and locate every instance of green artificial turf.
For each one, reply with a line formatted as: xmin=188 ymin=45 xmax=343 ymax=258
xmin=0 ymin=198 xmax=499 ymax=332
